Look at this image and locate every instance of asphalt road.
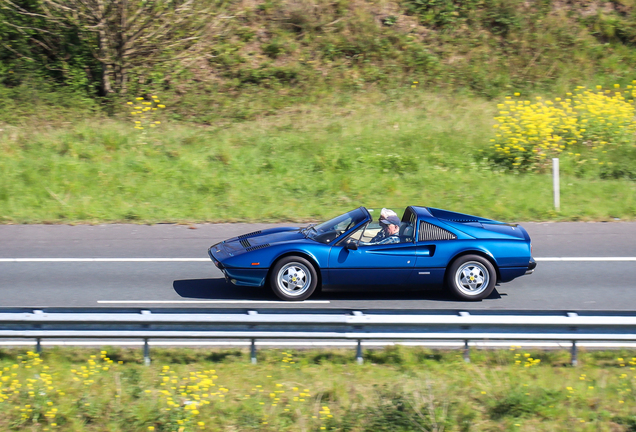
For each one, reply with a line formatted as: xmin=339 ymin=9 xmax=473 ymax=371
xmin=1 ymin=222 xmax=635 ymax=310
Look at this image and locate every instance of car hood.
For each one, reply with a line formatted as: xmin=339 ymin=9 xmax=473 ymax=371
xmin=219 ymin=227 xmax=305 ymax=256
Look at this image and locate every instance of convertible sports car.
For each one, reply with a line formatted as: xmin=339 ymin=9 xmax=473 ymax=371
xmin=208 ymin=206 xmax=536 ymax=301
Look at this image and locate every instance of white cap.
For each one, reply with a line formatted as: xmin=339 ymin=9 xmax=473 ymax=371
xmin=379 ymin=208 xmax=398 ymax=221
xmin=379 ymin=208 xmax=399 ymax=225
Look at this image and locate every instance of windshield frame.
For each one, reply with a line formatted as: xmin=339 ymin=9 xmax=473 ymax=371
xmin=306 ymin=207 xmax=370 ymax=245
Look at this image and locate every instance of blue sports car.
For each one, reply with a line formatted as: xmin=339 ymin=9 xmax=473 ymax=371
xmin=208 ymin=206 xmax=536 ymax=301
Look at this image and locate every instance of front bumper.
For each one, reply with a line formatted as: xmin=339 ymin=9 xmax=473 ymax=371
xmin=525 ymin=257 xmax=537 ymax=275
xmin=208 ymin=246 xmax=267 ymax=286
xmin=208 ymin=247 xmax=223 ymax=268
xmin=223 ymin=267 xmax=268 ymax=287
xmin=208 ymin=246 xmax=230 ymax=283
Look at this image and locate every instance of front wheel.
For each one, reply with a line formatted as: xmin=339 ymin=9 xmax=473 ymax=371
xmin=446 ymin=255 xmax=496 ymax=301
xmin=269 ymin=256 xmax=318 ymax=301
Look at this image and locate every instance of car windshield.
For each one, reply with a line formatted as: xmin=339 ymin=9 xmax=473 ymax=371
xmin=305 ymin=208 xmax=368 ymax=244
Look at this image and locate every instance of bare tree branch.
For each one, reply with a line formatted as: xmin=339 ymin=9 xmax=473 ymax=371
xmin=2 ymin=20 xmax=55 ymax=35
xmin=1 ymin=42 xmax=35 ymax=61
xmin=30 ymin=36 xmax=54 ymax=51
xmin=1 ymin=0 xmax=51 ymax=19
xmin=5 ymin=0 xmax=229 ymax=94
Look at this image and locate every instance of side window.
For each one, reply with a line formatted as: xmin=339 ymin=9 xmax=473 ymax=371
xmin=359 ymin=221 xmax=410 ymax=245
xmin=360 ymin=221 xmax=382 ymax=243
xmin=345 ymin=223 xmax=367 ymax=243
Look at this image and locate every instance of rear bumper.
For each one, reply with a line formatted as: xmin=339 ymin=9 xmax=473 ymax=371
xmin=525 ymin=257 xmax=537 ymax=275
xmin=498 ymin=257 xmax=536 ymax=282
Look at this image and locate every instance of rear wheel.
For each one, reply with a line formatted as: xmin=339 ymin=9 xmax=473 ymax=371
xmin=446 ymin=255 xmax=496 ymax=301
xmin=269 ymin=256 xmax=318 ymax=301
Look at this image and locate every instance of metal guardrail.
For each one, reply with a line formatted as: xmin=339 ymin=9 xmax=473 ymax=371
xmin=1 ymin=308 xmax=636 ymax=366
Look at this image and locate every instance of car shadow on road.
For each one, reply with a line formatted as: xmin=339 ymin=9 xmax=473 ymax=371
xmin=316 ymin=286 xmax=502 ymax=302
xmin=173 ymin=278 xmax=277 ymax=300
xmin=173 ymin=278 xmax=503 ymax=302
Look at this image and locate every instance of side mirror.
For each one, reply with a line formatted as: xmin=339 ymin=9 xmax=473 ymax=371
xmin=345 ymin=240 xmax=358 ymax=250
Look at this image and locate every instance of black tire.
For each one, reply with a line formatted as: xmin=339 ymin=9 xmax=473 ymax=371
xmin=269 ymin=256 xmax=318 ymax=301
xmin=446 ymin=254 xmax=496 ymax=301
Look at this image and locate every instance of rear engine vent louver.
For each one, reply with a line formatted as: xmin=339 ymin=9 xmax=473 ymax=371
xmin=245 ymin=243 xmax=270 ymax=252
xmin=239 ymin=230 xmax=262 ymax=239
xmin=419 ymin=222 xmax=457 ymax=241
xmin=239 ymin=239 xmax=251 ymax=248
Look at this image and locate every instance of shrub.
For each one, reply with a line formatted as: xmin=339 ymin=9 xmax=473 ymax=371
xmin=487 ymin=83 xmax=636 ymax=172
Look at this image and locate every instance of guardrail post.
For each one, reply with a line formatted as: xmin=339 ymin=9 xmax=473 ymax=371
xmin=352 ymin=311 xmax=365 ymax=364
xmin=33 ymin=310 xmax=43 ymax=354
xmin=463 ymin=340 xmax=470 ymax=363
xmin=571 ymin=341 xmax=578 ymax=366
xmin=143 ymin=338 xmax=151 ymax=366
xmin=356 ymin=340 xmax=363 ymax=365
xmin=250 ymin=339 xmax=257 ymax=364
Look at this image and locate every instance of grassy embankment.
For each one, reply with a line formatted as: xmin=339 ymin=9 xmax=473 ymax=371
xmin=1 ymin=0 xmax=636 ymax=223
xmin=1 ymin=91 xmax=635 ymax=224
xmin=1 ymin=346 xmax=636 ymax=431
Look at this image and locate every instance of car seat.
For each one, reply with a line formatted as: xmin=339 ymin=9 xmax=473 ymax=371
xmin=399 ymin=222 xmax=414 ymax=242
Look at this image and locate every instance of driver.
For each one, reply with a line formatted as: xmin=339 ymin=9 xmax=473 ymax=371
xmin=361 ymin=209 xmax=401 ymax=245
xmin=370 ymin=208 xmax=399 ymax=243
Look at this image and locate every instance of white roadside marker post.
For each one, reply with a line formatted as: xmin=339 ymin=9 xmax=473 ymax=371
xmin=553 ymin=158 xmax=560 ymax=211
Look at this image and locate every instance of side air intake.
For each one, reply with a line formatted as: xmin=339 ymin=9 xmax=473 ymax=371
xmin=419 ymin=222 xmax=457 ymax=241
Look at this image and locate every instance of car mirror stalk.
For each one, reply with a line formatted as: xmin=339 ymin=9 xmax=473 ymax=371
xmin=345 ymin=241 xmax=358 ymax=250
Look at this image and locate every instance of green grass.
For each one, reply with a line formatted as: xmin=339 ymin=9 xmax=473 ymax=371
xmin=1 ymin=346 xmax=636 ymax=431
xmin=1 ymin=91 xmax=634 ymax=224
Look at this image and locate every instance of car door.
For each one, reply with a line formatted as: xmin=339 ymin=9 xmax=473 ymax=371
xmin=327 ymin=223 xmax=416 ymax=285
xmin=407 ymin=220 xmax=459 ymax=286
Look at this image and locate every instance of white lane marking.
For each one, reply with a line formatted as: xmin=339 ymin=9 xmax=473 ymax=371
xmin=1 ymin=257 xmax=635 ymax=263
xmin=535 ymin=257 xmax=636 ymax=262
xmin=0 ymin=258 xmax=209 ymax=262
xmin=97 ymin=300 xmax=330 ymax=304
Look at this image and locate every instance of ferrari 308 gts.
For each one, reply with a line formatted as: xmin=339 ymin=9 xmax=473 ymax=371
xmin=208 ymin=206 xmax=536 ymax=301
